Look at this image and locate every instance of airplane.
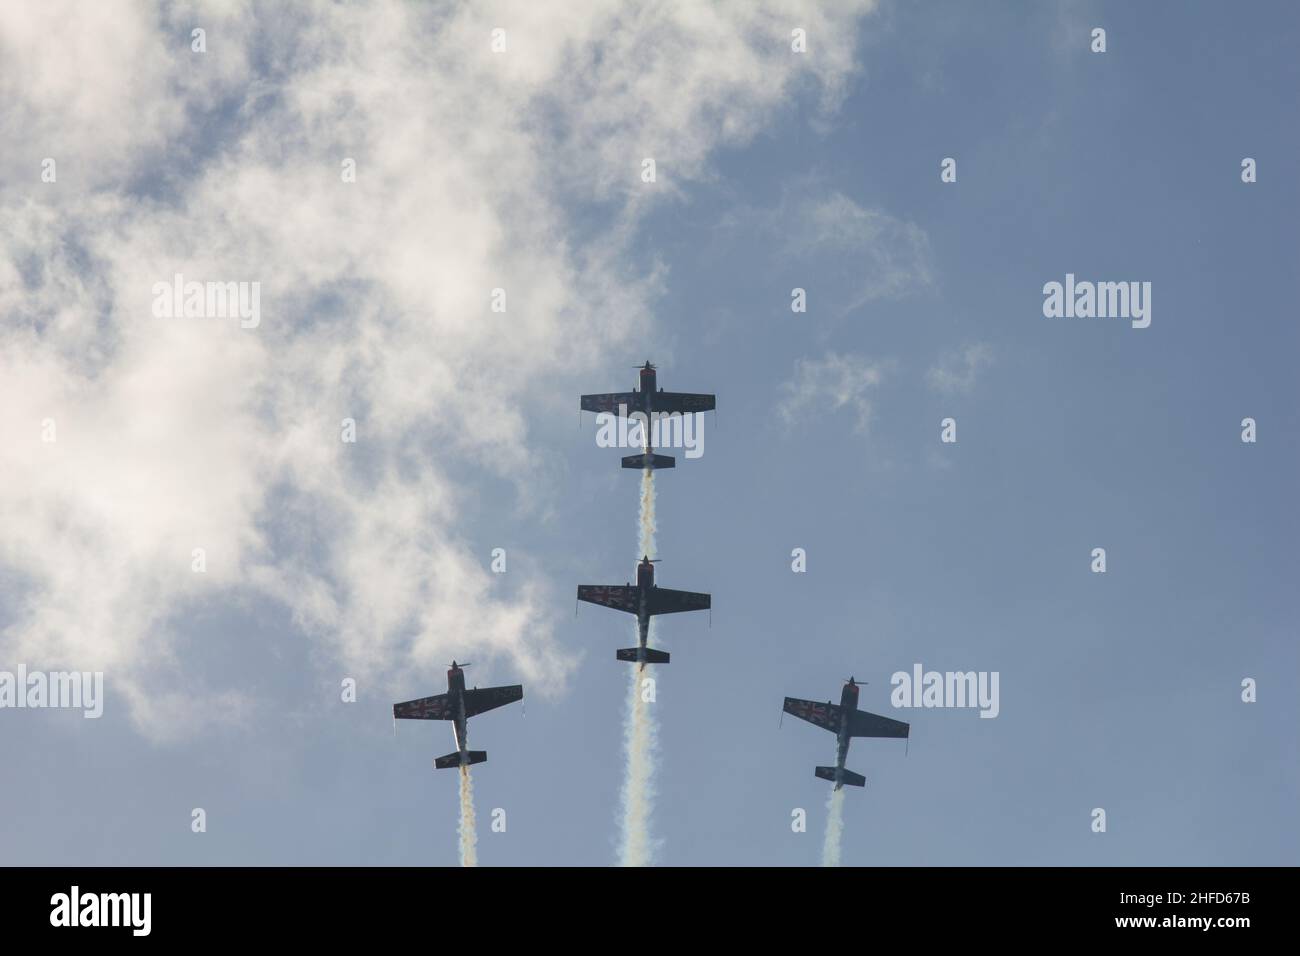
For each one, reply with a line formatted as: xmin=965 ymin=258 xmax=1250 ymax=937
xmin=580 ymin=361 xmax=715 ymax=471
xmin=392 ymin=661 xmax=523 ymax=771
xmin=577 ymin=555 xmax=710 ymax=666
xmin=783 ymin=677 xmax=909 ymax=790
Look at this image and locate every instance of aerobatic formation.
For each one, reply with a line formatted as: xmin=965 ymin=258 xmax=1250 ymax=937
xmin=395 ymin=363 xmax=907 ymax=865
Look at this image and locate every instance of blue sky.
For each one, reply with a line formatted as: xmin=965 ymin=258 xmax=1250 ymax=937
xmin=1 ymin=1 xmax=1296 ymax=866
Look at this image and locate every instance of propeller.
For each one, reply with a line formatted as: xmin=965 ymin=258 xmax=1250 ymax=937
xmin=634 ymin=361 xmax=657 ymax=370
xmin=449 ymin=661 xmax=473 ymax=669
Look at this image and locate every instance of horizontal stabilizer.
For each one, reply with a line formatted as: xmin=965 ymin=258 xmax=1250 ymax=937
xmin=616 ymin=647 xmax=670 ymax=665
xmin=621 ymin=452 xmax=675 ymax=470
xmin=435 ymin=750 xmax=487 ymax=770
xmin=815 ymin=766 xmax=865 ymax=788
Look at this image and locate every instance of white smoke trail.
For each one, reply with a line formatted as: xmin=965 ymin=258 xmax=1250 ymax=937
xmin=458 ymin=764 xmax=478 ymax=867
xmin=618 ymin=652 xmax=658 ymax=866
xmin=822 ymin=785 xmax=845 ymax=867
xmin=638 ymin=466 xmax=656 ymax=557
xmin=618 ymin=466 xmax=659 ymax=866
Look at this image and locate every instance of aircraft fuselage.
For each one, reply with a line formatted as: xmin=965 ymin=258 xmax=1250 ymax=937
xmin=634 ymin=559 xmax=655 ymax=652
xmin=638 ymin=364 xmax=657 ymax=410
xmin=447 ymin=665 xmax=469 ymax=761
xmin=834 ymin=681 xmax=860 ymax=786
xmin=636 ymin=367 xmax=656 ymax=448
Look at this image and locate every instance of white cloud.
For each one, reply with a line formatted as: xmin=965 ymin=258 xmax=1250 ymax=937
xmin=720 ymin=180 xmax=932 ymax=315
xmin=777 ymin=352 xmax=892 ymax=433
xmin=790 ymin=191 xmax=933 ymax=307
xmin=926 ymin=343 xmax=995 ymax=394
xmin=0 ymin=0 xmax=880 ymax=739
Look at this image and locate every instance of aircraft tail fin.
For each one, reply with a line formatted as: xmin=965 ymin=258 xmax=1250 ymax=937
xmin=621 ymin=452 xmax=675 ymax=470
xmin=617 ymin=647 xmax=670 ymax=665
xmin=815 ymin=766 xmax=865 ymax=788
xmin=435 ymin=750 xmax=487 ymax=770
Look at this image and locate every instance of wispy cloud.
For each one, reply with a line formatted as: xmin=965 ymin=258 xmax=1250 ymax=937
xmin=925 ymin=343 xmax=995 ymax=394
xmin=720 ymin=180 xmax=932 ymax=316
xmin=789 ymin=191 xmax=934 ymax=308
xmin=777 ymin=352 xmax=893 ymax=433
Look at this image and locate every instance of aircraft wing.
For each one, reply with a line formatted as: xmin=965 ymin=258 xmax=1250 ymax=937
xmin=783 ymin=697 xmax=841 ymax=733
xmin=463 ymin=684 xmax=523 ymax=718
xmin=577 ymin=584 xmax=640 ymax=614
xmin=393 ymin=693 xmax=453 ymax=720
xmin=647 ymin=587 xmax=710 ymax=615
xmin=850 ymin=708 xmax=910 ymax=739
xmin=581 ymin=392 xmax=639 ymax=415
xmin=655 ymin=391 xmax=715 ymax=414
